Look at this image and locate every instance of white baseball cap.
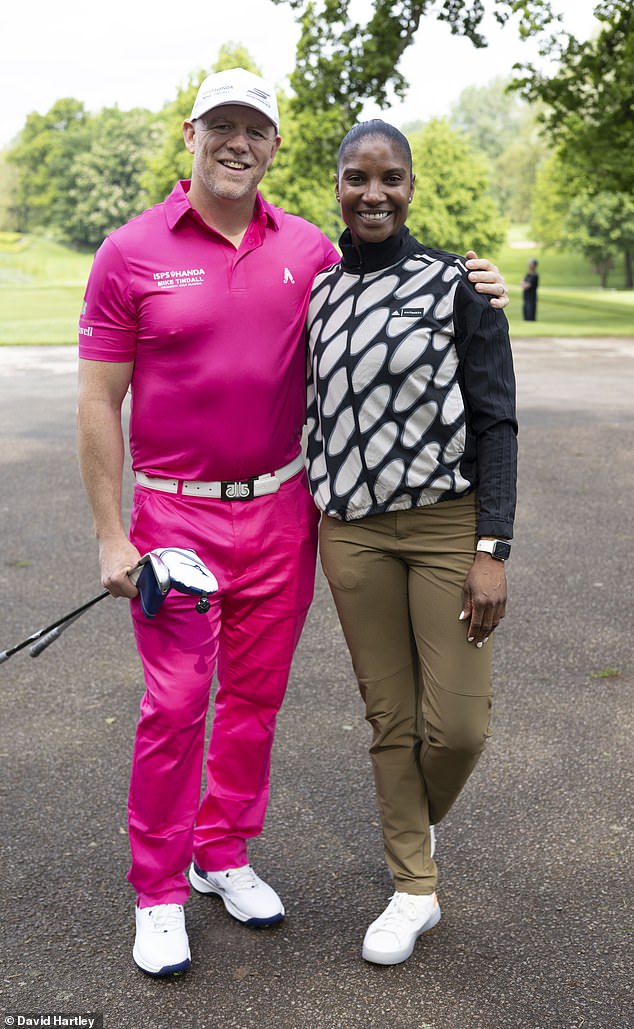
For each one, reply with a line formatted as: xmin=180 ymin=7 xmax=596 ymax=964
xmin=190 ymin=68 xmax=280 ymax=132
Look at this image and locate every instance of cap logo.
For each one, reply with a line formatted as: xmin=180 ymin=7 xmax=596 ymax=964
xmin=246 ymin=87 xmax=273 ymax=110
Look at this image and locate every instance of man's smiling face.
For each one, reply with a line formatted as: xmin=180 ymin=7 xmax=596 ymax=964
xmin=184 ymin=104 xmax=280 ymax=203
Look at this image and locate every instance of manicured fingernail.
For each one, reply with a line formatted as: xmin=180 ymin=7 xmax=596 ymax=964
xmin=459 ymin=611 xmax=467 ymax=621
xmin=468 ymin=636 xmax=474 ymax=642
xmin=482 ymin=636 xmax=489 ymax=645
xmin=477 ymin=641 xmax=483 ymax=649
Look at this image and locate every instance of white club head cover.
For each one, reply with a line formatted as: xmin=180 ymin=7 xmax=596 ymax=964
xmin=154 ymin=548 xmax=219 ymax=597
xmin=129 ymin=547 xmax=218 ymax=618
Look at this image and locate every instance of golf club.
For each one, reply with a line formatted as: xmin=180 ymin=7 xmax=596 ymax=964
xmin=1 ymin=547 xmax=219 ymax=664
xmin=0 ymin=590 xmax=110 ymax=664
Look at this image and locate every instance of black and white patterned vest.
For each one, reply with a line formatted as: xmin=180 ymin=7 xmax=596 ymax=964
xmin=306 ymin=228 xmax=476 ymax=521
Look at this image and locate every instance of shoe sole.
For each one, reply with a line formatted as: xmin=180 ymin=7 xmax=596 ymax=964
xmin=361 ymin=905 xmax=441 ymax=965
xmin=132 ymin=944 xmax=191 ymax=977
xmin=189 ymin=863 xmax=284 ymax=927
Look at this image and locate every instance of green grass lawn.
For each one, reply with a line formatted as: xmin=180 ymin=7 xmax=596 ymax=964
xmin=1 ymin=230 xmax=632 ymax=344
xmin=0 ymin=233 xmax=92 ymax=345
xmin=506 ymin=286 xmax=634 ymax=338
xmin=498 ymin=229 xmax=633 ymax=338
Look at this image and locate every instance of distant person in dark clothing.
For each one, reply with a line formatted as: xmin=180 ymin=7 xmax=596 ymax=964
xmin=521 ymin=259 xmax=539 ymax=321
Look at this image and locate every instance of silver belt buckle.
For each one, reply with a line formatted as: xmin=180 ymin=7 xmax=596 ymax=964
xmin=221 ymin=478 xmax=255 ymax=501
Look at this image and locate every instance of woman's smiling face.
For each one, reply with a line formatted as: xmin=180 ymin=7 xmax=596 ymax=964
xmin=336 ymin=135 xmax=415 ymax=246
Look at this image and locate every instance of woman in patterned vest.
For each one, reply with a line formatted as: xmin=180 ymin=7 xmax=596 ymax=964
xmin=305 ymin=120 xmax=518 ymax=967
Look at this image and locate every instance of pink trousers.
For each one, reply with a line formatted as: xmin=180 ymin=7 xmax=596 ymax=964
xmin=126 ymin=472 xmax=319 ymax=906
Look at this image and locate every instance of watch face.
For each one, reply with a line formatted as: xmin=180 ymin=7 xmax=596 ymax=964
xmin=493 ymin=541 xmax=511 ymax=561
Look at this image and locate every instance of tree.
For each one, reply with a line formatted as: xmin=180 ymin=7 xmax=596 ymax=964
xmin=530 ymin=150 xmax=572 ymax=246
xmin=448 ymin=78 xmax=550 ymax=223
xmin=0 ymin=151 xmax=19 ymax=231
xmin=273 ymin=1 xmax=558 ymax=117
xmin=449 ymin=77 xmax=527 ymax=160
xmin=514 ymin=0 xmax=633 ymax=194
xmin=564 ymin=192 xmax=634 ymax=289
xmin=263 ymin=99 xmax=342 ymax=236
xmin=513 ymin=0 xmax=634 ymax=285
xmin=408 ymin=120 xmax=506 ymax=254
xmin=7 ymin=100 xmax=160 ymax=248
xmin=271 ymin=1 xmax=559 ymax=218
xmin=6 ymin=98 xmax=91 ymax=234
xmin=139 ymin=81 xmax=198 ymax=206
xmin=66 ymin=107 xmax=161 ymax=249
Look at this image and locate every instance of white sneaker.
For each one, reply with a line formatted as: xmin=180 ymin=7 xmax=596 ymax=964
xmin=133 ymin=903 xmax=191 ymax=976
xmin=362 ymin=891 xmax=441 ymax=965
xmin=189 ymin=863 xmax=284 ymax=926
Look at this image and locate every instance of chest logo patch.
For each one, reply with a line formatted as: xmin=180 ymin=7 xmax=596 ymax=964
xmin=153 ymin=268 xmax=206 ymax=289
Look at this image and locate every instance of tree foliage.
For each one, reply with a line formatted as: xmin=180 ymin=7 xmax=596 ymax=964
xmin=530 ymin=150 xmax=572 ymax=246
xmin=7 ymin=98 xmax=92 ymax=235
xmin=564 ymin=191 xmax=634 ymax=288
xmin=449 ymin=77 xmax=528 ymax=160
xmin=271 ymin=0 xmax=558 ymax=231
xmin=6 ymin=100 xmax=159 ymax=247
xmin=532 ymin=150 xmax=634 ymax=288
xmin=273 ymin=0 xmax=557 ymax=117
xmin=66 ymin=108 xmax=162 ymax=248
xmin=513 ymin=0 xmax=634 ymax=194
xmin=264 ymin=99 xmax=341 ymax=235
xmin=408 ymin=119 xmax=506 ymax=254
xmin=513 ymin=0 xmax=634 ymax=285
xmin=448 ymin=77 xmax=550 ymax=223
xmin=0 ymin=152 xmax=19 ymax=231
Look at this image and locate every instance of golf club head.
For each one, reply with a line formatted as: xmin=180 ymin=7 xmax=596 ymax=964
xmin=155 ymin=548 xmax=219 ymax=598
xmin=129 ymin=548 xmax=218 ymax=618
xmin=129 ymin=552 xmax=171 ymax=618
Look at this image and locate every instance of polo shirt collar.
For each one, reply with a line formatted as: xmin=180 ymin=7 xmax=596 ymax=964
xmin=164 ymin=180 xmax=281 ymax=234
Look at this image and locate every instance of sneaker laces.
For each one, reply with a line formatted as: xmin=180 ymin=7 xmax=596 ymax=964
xmin=378 ymin=892 xmax=427 ymax=929
xmin=148 ymin=904 xmax=183 ymax=933
xmin=225 ymin=865 xmax=258 ymax=891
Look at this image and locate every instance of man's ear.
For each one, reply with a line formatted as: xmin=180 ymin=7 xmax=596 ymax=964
xmin=182 ymin=121 xmax=196 ymax=154
xmin=266 ymin=135 xmax=282 ymax=170
xmin=333 ymin=173 xmax=340 ymax=202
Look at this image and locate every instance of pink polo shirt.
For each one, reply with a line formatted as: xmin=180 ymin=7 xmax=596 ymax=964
xmin=79 ymin=181 xmax=339 ymax=481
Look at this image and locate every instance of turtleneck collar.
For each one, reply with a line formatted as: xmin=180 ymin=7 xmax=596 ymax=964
xmin=338 ymin=226 xmax=418 ymax=274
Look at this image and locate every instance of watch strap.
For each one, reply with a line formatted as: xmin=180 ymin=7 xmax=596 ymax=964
xmin=476 ymin=539 xmax=511 ymax=561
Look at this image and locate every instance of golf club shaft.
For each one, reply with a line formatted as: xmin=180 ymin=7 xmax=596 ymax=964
xmin=29 ymin=612 xmax=84 ymax=657
xmin=0 ymin=590 xmax=110 ymax=663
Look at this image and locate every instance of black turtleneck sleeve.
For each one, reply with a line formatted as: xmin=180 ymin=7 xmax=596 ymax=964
xmin=453 ymin=281 xmax=518 ymax=538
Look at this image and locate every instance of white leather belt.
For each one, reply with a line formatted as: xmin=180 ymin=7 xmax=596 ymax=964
xmin=135 ymin=453 xmax=304 ymax=501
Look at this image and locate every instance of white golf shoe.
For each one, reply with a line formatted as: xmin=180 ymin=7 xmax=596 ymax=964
xmin=362 ymin=890 xmax=441 ymax=965
xmin=133 ymin=903 xmax=191 ymax=976
xmin=189 ymin=862 xmax=284 ymax=926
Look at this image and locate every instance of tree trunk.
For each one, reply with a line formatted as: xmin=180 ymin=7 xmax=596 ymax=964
xmin=624 ymin=249 xmax=633 ymax=290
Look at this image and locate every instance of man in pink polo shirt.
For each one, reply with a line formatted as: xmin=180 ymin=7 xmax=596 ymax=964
xmin=77 ymin=67 xmax=508 ymax=977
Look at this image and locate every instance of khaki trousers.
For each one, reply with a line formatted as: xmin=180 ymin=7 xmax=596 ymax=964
xmin=319 ymin=493 xmax=492 ymax=894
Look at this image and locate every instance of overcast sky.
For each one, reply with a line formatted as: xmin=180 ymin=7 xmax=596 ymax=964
xmin=1 ymin=0 xmax=599 ymax=148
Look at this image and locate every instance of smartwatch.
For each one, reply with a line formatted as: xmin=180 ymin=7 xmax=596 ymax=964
xmin=476 ymin=539 xmax=512 ymax=561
